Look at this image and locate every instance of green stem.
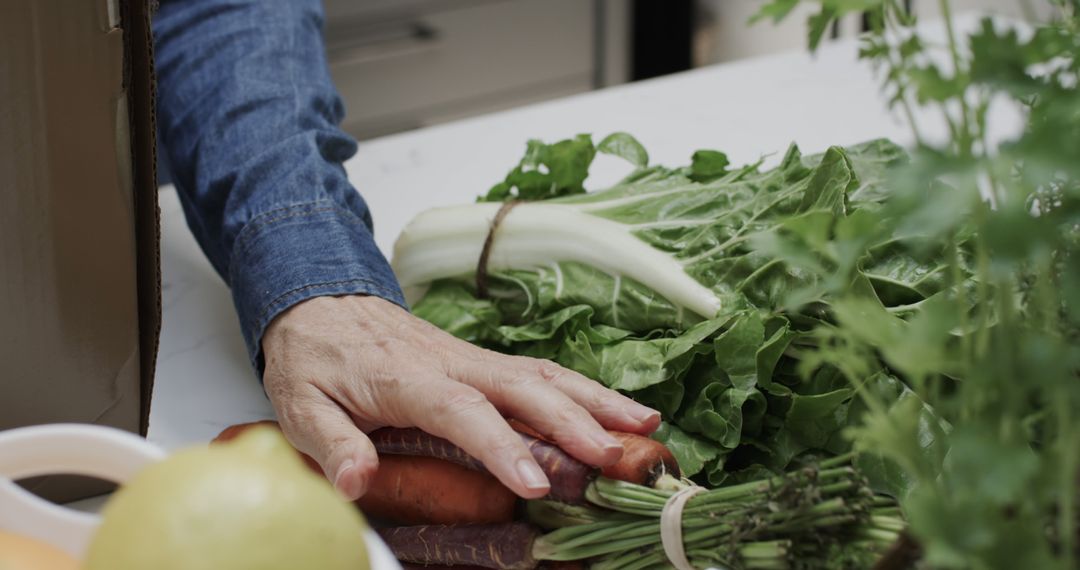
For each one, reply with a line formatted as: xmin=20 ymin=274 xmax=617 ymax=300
xmin=938 ymin=0 xmax=975 ymax=156
xmin=525 ymin=500 xmax=631 ymax=528
xmin=1058 ymin=395 xmax=1076 ymax=569
xmin=538 ymin=457 xmax=902 ymax=565
xmin=882 ymin=0 xmax=926 ymax=145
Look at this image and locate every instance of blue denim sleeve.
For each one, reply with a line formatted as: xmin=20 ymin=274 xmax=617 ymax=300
xmin=152 ymin=0 xmax=406 ymax=375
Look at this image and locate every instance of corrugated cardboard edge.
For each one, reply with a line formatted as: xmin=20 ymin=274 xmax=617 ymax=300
xmin=4 ymin=0 xmax=160 ymax=503
xmin=122 ymin=0 xmax=161 ymax=435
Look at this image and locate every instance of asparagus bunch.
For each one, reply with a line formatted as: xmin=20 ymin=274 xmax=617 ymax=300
xmin=530 ymin=455 xmax=904 ymax=569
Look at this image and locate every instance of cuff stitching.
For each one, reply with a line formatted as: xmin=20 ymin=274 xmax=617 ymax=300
xmin=232 ymin=200 xmax=372 ymax=258
xmin=255 ymin=277 xmax=405 ymax=326
xmin=243 ymin=206 xmax=336 ymax=233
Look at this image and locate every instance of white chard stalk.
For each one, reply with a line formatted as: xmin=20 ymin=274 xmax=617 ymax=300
xmin=392 ymin=202 xmax=724 ymax=319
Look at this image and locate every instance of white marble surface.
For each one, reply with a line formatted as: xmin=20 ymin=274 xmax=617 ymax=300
xmin=148 ymin=13 xmax=1013 ymax=450
xmin=149 ymin=191 xmax=277 ymax=450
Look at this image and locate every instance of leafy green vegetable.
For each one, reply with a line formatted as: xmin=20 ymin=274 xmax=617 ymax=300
xmin=648 ymin=422 xmax=721 ymax=476
xmin=688 ymin=150 xmax=730 ymax=182
xmin=400 ymin=134 xmax=936 ymax=484
xmin=483 ymin=132 xmax=651 ymax=202
xmin=482 ymin=134 xmax=596 ymax=202
xmin=398 ymin=2 xmax=1080 ymax=568
xmin=756 ymin=1 xmax=1080 ymax=567
xmin=597 ymin=132 xmax=649 ymax=168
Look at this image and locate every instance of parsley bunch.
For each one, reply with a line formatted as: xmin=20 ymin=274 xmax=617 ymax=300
xmin=757 ymin=1 xmax=1080 ymax=567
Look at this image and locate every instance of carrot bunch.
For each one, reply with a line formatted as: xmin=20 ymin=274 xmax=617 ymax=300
xmin=213 ymin=422 xmax=903 ymax=569
xmin=212 ymin=420 xmax=680 ymax=569
xmin=215 ymin=420 xmax=676 ymax=522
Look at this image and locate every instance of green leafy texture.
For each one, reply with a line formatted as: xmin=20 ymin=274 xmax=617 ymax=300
xmin=677 ymin=312 xmax=766 ymax=449
xmin=597 ymin=132 xmax=649 ymax=168
xmin=649 ymin=421 xmax=722 ymax=476
xmin=846 ymin=373 xmax=949 ymax=497
xmin=594 ymin=316 xmax=727 ymax=391
xmin=411 ymin=281 xmax=502 ymax=343
xmin=799 ymin=0 xmax=889 ymax=51
xmin=482 ymin=135 xmax=597 ymax=202
xmin=758 ymin=2 xmax=1080 ymax=567
xmin=783 ymin=388 xmax=855 ymax=450
xmin=413 ymin=134 xmax=949 ymax=488
xmin=807 ymin=6 xmax=838 ymax=52
xmin=483 ymin=133 xmax=660 ymax=202
xmin=750 ymin=0 xmax=800 ymax=24
xmin=688 ymin=150 xmax=730 ymax=182
xmin=421 ymin=4 xmax=1080 ymax=565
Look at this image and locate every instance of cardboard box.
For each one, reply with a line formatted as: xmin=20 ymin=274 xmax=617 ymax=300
xmin=0 ymin=0 xmax=160 ymax=502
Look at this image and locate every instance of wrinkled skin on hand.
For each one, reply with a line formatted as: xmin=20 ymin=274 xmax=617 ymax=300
xmin=262 ymin=295 xmax=661 ymax=500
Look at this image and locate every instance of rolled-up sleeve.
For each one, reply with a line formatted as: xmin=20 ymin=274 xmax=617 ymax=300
xmin=153 ymin=0 xmax=405 ymax=375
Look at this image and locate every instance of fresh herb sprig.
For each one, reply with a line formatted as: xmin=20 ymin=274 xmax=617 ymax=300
xmin=756 ymin=1 xmax=1080 ymax=567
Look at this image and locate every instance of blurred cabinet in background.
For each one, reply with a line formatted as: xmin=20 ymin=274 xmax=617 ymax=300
xmin=323 ymin=0 xmax=631 ymax=139
xmin=694 ymin=0 xmax=1054 ymax=66
xmin=909 ymin=0 xmax=1054 ymax=20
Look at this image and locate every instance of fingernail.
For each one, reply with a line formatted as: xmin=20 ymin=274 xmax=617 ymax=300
xmin=516 ymin=458 xmax=550 ymax=492
xmin=334 ymin=459 xmax=355 ymax=495
xmin=627 ymin=406 xmax=661 ymax=426
xmin=592 ymin=431 xmax=623 ymax=454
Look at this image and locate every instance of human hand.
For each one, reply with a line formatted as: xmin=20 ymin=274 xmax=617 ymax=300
xmin=261 ymin=294 xmax=660 ymax=500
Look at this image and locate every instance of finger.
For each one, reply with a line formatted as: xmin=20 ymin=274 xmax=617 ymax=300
xmin=541 ymin=362 xmax=662 ymax=434
xmin=493 ymin=356 xmax=661 ymax=435
xmin=270 ymin=382 xmax=379 ymax=500
xmin=431 ymin=326 xmax=658 ymax=434
xmin=450 ymin=359 xmax=625 ymax=467
xmin=401 ymin=378 xmax=551 ymax=499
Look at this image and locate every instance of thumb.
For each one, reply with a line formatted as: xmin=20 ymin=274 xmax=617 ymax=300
xmin=275 ymin=388 xmax=380 ymax=501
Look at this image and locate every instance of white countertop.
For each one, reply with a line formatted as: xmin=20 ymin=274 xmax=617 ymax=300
xmin=148 ymin=13 xmax=1015 ymax=450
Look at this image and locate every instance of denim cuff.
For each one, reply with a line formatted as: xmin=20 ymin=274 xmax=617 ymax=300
xmin=229 ymin=200 xmax=406 ymax=375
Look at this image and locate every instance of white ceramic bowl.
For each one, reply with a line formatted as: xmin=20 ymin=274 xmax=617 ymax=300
xmin=0 ymin=423 xmax=399 ymax=569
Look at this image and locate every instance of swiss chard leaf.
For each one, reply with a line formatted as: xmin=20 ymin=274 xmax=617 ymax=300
xmin=597 ymin=132 xmax=649 ymax=168
xmin=651 ymin=421 xmax=723 ymax=477
xmin=689 ymin=150 xmax=731 ymax=182
xmin=482 ymin=135 xmax=596 ymax=202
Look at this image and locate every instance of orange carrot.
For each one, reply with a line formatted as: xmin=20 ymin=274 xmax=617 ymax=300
xmin=217 ymin=420 xmax=681 ymax=515
xmin=599 ymin=431 xmax=681 ymax=486
xmin=358 ymin=455 xmax=516 ymax=525
xmin=214 ymin=422 xmax=516 ymax=524
xmin=508 ymin=419 xmax=682 ymax=486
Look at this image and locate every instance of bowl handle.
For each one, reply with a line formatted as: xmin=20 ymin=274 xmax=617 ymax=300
xmin=0 ymin=424 xmax=167 ymax=558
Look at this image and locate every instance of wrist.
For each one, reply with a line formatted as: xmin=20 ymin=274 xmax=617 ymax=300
xmin=262 ymin=294 xmax=405 ymax=356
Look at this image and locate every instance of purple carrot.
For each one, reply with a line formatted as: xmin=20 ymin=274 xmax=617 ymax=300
xmin=369 ymin=427 xmax=594 ymax=503
xmin=379 ymin=523 xmax=540 ymax=570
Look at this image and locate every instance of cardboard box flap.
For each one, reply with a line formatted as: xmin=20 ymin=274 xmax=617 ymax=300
xmin=0 ymin=0 xmax=161 ymax=502
xmin=122 ymin=0 xmax=162 ymax=435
